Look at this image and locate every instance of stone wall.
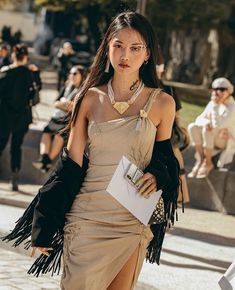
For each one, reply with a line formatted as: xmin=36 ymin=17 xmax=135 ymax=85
xmin=183 ymin=146 xmax=235 ymax=215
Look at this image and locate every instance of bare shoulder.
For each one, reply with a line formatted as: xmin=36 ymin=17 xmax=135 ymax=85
xmin=83 ymin=85 xmax=106 ymax=104
xmin=156 ymin=90 xmax=175 ymax=108
xmin=79 ymin=85 xmax=107 ymax=117
xmin=151 ymin=89 xmax=175 ymax=114
xmin=89 ymin=85 xmax=107 ymax=97
xmin=148 ymin=88 xmax=175 ymax=126
xmin=81 ymin=86 xmax=105 ymax=103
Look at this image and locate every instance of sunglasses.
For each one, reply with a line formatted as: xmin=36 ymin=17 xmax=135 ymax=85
xmin=212 ymin=87 xmax=227 ymax=92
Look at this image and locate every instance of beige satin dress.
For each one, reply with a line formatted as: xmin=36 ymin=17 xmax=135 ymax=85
xmin=61 ymin=89 xmax=161 ymax=290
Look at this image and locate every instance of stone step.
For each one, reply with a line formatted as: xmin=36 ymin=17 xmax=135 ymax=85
xmin=183 ymin=146 xmax=235 ymax=215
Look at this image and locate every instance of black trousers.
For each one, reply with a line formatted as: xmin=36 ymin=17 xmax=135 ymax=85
xmin=57 ymin=71 xmax=67 ymax=91
xmin=0 ymin=122 xmax=28 ymax=172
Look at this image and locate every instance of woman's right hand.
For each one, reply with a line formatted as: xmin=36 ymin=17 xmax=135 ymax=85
xmin=31 ymin=247 xmax=53 ymax=257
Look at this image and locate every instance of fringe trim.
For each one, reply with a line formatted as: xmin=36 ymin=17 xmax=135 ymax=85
xmin=28 ymin=231 xmax=63 ymax=277
xmin=1 ymin=150 xmax=88 ymax=277
xmin=146 ymin=186 xmax=179 ymax=264
xmin=1 ymin=194 xmax=64 ymax=277
xmin=1 ymin=195 xmax=38 ymax=248
xmin=146 ymin=222 xmax=167 ymax=264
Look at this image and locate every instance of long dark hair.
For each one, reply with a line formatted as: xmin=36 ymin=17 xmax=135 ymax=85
xmin=69 ymin=11 xmax=159 ymax=128
xmin=66 ymin=65 xmax=88 ymax=89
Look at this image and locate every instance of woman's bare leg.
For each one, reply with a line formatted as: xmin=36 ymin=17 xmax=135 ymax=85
xmin=195 ymin=144 xmax=204 ymax=164
xmin=188 ymin=144 xmax=204 ymax=177
xmin=40 ymin=133 xmax=52 ymax=155
xmin=107 ymin=246 xmax=140 ymax=290
xmin=204 ymin=148 xmax=213 ymax=166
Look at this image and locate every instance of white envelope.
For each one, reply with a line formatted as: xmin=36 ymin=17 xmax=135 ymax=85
xmin=106 ymin=156 xmax=162 ymax=225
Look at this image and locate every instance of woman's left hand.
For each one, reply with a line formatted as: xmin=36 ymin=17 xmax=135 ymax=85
xmin=31 ymin=246 xmax=53 ymax=257
xmin=136 ymin=172 xmax=157 ymax=198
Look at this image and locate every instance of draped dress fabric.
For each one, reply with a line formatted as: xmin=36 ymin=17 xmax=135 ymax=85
xmin=61 ymin=89 xmax=161 ymax=290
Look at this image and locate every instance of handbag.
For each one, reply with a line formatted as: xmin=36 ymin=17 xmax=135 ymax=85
xmin=149 ymin=197 xmax=165 ymax=224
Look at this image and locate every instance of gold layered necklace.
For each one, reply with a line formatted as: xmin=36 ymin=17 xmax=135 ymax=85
xmin=107 ymin=79 xmax=144 ymax=115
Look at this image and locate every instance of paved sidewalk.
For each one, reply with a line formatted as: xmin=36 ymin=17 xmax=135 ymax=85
xmin=0 ymin=182 xmax=39 ymax=208
xmin=0 ymin=186 xmax=235 ymax=290
xmin=0 ymin=248 xmax=60 ymax=290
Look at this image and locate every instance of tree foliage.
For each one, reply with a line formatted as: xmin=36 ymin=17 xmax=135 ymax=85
xmin=0 ymin=0 xmax=24 ymax=7
xmin=146 ymin=0 xmax=230 ymax=34
xmin=34 ymin=0 xmax=136 ymax=48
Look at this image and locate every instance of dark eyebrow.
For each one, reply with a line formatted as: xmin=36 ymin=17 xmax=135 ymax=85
xmin=113 ymin=40 xmax=145 ymax=46
xmin=131 ymin=42 xmax=145 ymax=45
xmin=113 ymin=40 xmax=123 ymax=43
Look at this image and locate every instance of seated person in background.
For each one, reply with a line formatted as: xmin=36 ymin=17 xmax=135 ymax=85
xmin=33 ymin=65 xmax=87 ymax=173
xmin=188 ymin=77 xmax=235 ymax=178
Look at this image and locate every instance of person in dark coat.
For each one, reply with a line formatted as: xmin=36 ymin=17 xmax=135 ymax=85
xmin=56 ymin=42 xmax=75 ymax=91
xmin=0 ymin=43 xmax=11 ymax=68
xmin=0 ymin=43 xmax=41 ymax=190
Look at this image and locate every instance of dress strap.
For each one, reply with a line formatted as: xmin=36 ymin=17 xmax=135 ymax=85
xmin=143 ymin=88 xmax=162 ymax=115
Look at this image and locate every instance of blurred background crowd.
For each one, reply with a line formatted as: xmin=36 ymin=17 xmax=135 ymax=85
xmin=0 ymin=0 xmax=235 ymax=204
xmin=0 ymin=2 xmax=235 ymax=289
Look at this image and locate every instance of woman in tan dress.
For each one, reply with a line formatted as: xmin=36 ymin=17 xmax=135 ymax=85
xmin=32 ymin=11 xmax=176 ymax=290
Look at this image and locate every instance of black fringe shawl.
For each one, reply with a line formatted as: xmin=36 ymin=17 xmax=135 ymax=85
xmin=144 ymin=139 xmax=180 ymax=264
xmin=1 ymin=140 xmax=180 ymax=276
xmin=1 ymin=148 xmax=88 ymax=277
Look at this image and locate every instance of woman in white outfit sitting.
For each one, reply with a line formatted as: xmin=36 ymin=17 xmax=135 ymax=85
xmin=188 ymin=77 xmax=235 ymax=178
